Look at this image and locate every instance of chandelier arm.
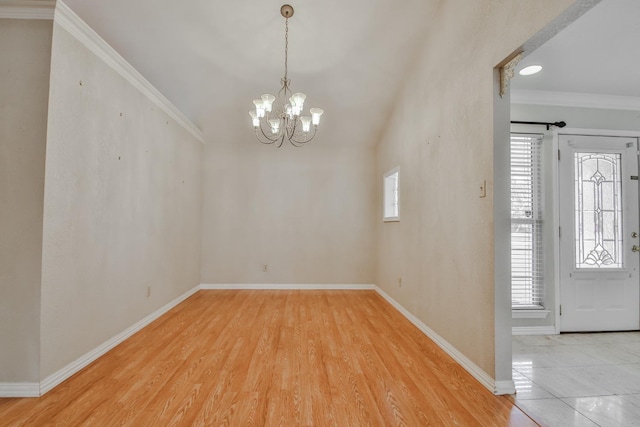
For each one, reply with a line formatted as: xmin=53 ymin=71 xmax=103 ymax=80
xmin=255 ymin=123 xmax=279 ymax=144
xmin=286 ymin=117 xmax=315 ymax=144
xmin=290 ymin=126 xmax=318 ymax=145
xmin=285 ymin=116 xmax=298 ymax=143
xmin=279 ymin=78 xmax=291 ymax=104
xmin=302 ymin=127 xmax=319 ymax=143
xmin=254 ymin=133 xmax=276 ymax=145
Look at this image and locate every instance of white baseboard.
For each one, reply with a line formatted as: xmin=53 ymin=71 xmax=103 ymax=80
xmin=0 ymin=382 xmax=40 ymax=398
xmin=494 ymin=380 xmax=517 ymax=395
xmin=374 ymin=286 xmax=514 ymax=395
xmin=202 ymin=284 xmax=512 ymax=394
xmin=13 ymin=283 xmax=511 ymax=398
xmin=199 ymin=283 xmax=376 ymax=290
xmin=39 ymin=285 xmax=200 ymax=395
xmin=512 ymin=326 xmax=557 ymax=336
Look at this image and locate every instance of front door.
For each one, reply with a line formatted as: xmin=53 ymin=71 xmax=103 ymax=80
xmin=559 ymin=134 xmax=640 ymax=332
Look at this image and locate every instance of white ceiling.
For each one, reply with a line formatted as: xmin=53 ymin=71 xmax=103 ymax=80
xmin=511 ymin=0 xmax=640 ymax=98
xmin=61 ymin=0 xmax=439 ymax=145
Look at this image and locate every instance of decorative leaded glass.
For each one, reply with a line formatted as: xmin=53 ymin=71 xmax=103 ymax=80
xmin=574 ymin=152 xmax=623 ymax=269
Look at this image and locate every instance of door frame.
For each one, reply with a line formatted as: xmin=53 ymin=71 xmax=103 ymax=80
xmin=552 ymin=128 xmax=640 ymax=333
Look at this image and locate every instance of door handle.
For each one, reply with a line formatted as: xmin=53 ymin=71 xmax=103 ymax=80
xmin=633 ymin=245 xmax=640 ymax=253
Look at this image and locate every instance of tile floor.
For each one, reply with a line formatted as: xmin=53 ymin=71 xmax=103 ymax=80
xmin=512 ymin=332 xmax=640 ymax=426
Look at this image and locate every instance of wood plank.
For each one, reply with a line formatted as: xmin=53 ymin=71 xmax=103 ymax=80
xmin=0 ymin=290 xmax=538 ymax=426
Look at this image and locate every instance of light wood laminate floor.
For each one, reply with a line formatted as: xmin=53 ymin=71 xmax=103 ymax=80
xmin=0 ymin=290 xmax=536 ymax=426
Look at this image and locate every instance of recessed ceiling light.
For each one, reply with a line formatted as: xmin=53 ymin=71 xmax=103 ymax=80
xmin=519 ymin=65 xmax=542 ymax=76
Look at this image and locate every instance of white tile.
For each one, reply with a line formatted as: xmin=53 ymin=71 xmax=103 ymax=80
xmin=512 ymin=370 xmax=555 ymax=400
xmin=577 ymin=364 xmax=640 ymax=395
xmin=620 ymin=394 xmax=640 ymax=409
xmin=523 ymin=366 xmax=612 ymax=398
xmin=616 ymin=342 xmax=640 ymax=357
xmin=586 ymin=332 xmax=640 ymax=345
xmin=563 ymin=396 xmax=640 ymax=427
xmin=513 ymin=340 xmax=538 ymax=354
xmin=546 ymin=334 xmax=599 ymax=346
xmin=513 ymin=332 xmax=640 ymax=426
xmin=516 ymin=399 xmax=599 ymax=427
xmin=513 ymin=335 xmax=562 ymax=347
xmin=583 ymin=344 xmax=640 ymax=365
xmin=513 ymin=346 xmax=606 ymax=368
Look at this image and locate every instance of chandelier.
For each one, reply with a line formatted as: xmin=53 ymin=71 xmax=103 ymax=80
xmin=248 ymin=4 xmax=324 ymax=147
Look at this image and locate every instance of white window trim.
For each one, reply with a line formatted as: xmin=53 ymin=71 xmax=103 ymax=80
xmin=512 ymin=309 xmax=550 ymax=319
xmin=383 ymin=167 xmax=400 ymax=222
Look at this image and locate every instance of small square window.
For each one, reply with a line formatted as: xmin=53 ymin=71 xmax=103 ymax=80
xmin=383 ymin=167 xmax=399 ymax=222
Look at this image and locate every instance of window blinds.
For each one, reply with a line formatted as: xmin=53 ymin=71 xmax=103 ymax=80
xmin=511 ymin=134 xmax=544 ymax=308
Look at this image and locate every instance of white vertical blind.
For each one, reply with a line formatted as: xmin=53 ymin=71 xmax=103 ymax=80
xmin=511 ymin=133 xmax=544 ymax=308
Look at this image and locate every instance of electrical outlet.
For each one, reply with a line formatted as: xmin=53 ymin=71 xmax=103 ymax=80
xmin=398 ymin=277 xmax=402 ymax=287
xmin=262 ymin=264 xmax=268 ymax=272
xmin=146 ymin=286 xmax=151 ymax=298
xmin=479 ymin=180 xmax=487 ymax=198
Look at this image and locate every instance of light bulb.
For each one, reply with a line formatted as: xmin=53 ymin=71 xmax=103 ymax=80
xmin=261 ymin=94 xmax=276 ymax=112
xmin=269 ymin=118 xmax=280 ymax=134
xmin=253 ymin=99 xmax=265 ymax=118
xmin=291 ymin=92 xmax=306 ymax=109
xmin=300 ymin=116 xmax=311 ymax=132
xmin=288 ymin=97 xmax=299 ymax=115
xmin=310 ymin=108 xmax=324 ymax=125
xmin=248 ymin=110 xmax=259 ymax=127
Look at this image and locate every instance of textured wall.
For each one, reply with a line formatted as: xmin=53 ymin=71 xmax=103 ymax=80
xmin=375 ymin=0 xmax=575 ymax=378
xmin=200 ymin=140 xmax=376 ymax=285
xmin=39 ymin=23 xmax=203 ymax=379
xmin=0 ymin=19 xmax=52 ymax=383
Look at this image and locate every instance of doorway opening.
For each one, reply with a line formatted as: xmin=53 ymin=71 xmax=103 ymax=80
xmin=499 ymin=0 xmax=640 ymax=423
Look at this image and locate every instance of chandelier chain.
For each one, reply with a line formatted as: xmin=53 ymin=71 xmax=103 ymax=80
xmin=284 ymin=17 xmax=289 ymax=81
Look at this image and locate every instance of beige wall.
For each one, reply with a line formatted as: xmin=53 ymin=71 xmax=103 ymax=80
xmin=39 ymin=23 xmax=203 ymax=379
xmin=0 ymin=19 xmax=52 ymax=383
xmin=375 ymin=0 xmax=575 ymax=377
xmin=200 ymin=140 xmax=376 ymax=285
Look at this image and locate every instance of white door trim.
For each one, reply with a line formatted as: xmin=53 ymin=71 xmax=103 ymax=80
xmin=553 ymin=128 xmax=640 ymax=333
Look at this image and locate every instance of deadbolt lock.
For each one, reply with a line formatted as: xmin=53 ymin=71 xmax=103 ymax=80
xmin=633 ymin=245 xmax=640 ymax=253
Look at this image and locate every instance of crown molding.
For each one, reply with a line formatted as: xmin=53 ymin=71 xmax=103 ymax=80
xmin=0 ymin=0 xmax=55 ymax=19
xmin=512 ymin=89 xmax=640 ymax=111
xmin=53 ymin=0 xmax=204 ymax=143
